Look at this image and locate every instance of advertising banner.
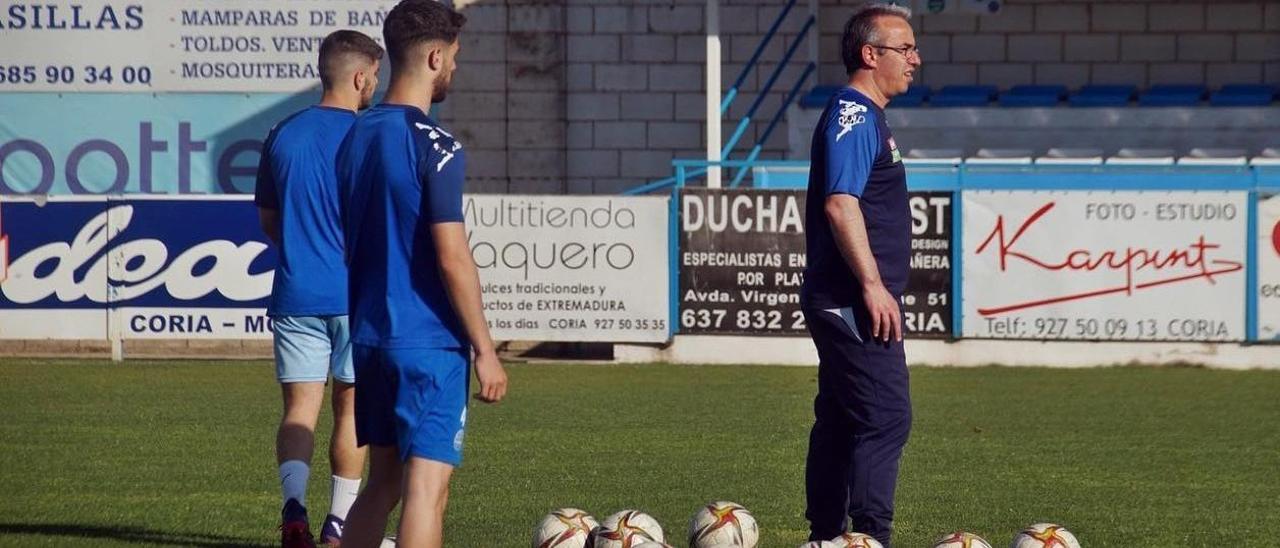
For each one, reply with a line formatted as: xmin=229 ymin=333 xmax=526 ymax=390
xmin=962 ymin=190 xmax=1248 ymax=341
xmin=1 ymin=194 xmax=673 ymax=343
xmin=1257 ymin=193 xmax=1280 ymax=341
xmin=0 ymin=93 xmax=314 ymax=195
xmin=466 ymin=195 xmax=671 ymax=343
xmin=678 ymin=188 xmax=952 ymax=338
xmin=0 ymin=196 xmax=274 ymax=339
xmin=0 ymin=1 xmax=392 ymax=93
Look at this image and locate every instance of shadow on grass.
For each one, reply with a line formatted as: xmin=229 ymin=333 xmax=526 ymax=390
xmin=0 ymin=522 xmax=273 ymax=547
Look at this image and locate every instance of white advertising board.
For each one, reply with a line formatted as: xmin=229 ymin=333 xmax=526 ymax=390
xmin=962 ymin=190 xmax=1248 ymax=341
xmin=467 ymin=195 xmax=671 ymax=343
xmin=1257 ymin=194 xmax=1280 ymax=341
xmin=0 ymin=1 xmax=393 ymax=93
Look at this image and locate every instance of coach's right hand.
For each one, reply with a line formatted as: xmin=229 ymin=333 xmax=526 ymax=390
xmin=863 ymin=282 xmax=902 ymax=343
xmin=474 ymin=350 xmax=508 ymax=403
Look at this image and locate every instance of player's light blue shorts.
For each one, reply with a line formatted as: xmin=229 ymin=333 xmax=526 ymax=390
xmin=353 ymin=345 xmax=470 ymax=466
xmin=272 ymin=315 xmax=354 ymax=384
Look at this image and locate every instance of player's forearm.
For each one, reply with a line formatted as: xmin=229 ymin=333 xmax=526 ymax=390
xmin=825 ymin=195 xmax=884 ymax=290
xmin=438 ymin=253 xmax=497 ymax=356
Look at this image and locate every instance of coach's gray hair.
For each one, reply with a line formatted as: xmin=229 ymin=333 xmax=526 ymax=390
xmin=841 ymin=3 xmax=913 ymax=74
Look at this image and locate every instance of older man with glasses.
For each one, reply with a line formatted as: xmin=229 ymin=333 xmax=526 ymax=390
xmin=799 ymin=3 xmax=921 ymax=547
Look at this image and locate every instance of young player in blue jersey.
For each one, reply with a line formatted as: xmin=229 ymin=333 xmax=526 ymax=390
xmin=254 ymin=30 xmax=383 ymax=548
xmin=800 ymin=5 xmax=921 ymax=547
xmin=334 ymin=2 xmax=508 ymax=547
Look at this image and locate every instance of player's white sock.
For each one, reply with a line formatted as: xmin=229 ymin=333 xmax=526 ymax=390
xmin=279 ymin=460 xmax=310 ymax=507
xmin=329 ymin=475 xmax=362 ymax=520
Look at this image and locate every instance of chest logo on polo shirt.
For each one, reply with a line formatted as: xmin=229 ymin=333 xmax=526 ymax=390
xmin=835 ymin=99 xmax=867 ymax=141
xmin=889 ymin=136 xmax=901 ymax=163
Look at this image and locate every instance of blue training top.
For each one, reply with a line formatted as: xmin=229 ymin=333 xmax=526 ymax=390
xmin=254 ymin=105 xmax=356 ymax=317
xmin=337 ymin=103 xmax=467 ymax=349
xmin=801 ymin=87 xmax=911 ymax=310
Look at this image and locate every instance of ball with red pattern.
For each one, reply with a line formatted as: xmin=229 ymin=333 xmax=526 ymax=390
xmin=830 ymin=531 xmax=884 ymax=548
xmin=687 ymin=501 xmax=759 ymax=548
xmin=532 ymin=508 xmax=599 ymax=548
xmin=587 ymin=510 xmax=665 ymax=548
xmin=932 ymin=531 xmax=994 ymax=548
xmin=1010 ymin=523 xmax=1081 ymax=548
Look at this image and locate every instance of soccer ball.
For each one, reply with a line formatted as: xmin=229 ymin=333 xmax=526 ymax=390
xmin=798 ymin=542 xmax=839 ymax=548
xmin=588 ymin=510 xmax=665 ymax=548
xmin=632 ymin=542 xmax=673 ymax=548
xmin=379 ymin=536 xmax=397 ymax=548
xmin=933 ymin=531 xmax=994 ymax=548
xmin=1011 ymin=523 xmax=1081 ymax=548
xmin=687 ymin=501 xmax=759 ymax=548
xmin=830 ymin=532 xmax=884 ymax=548
xmin=533 ymin=508 xmax=600 ymax=548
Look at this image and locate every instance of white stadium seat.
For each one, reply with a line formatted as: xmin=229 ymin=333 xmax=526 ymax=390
xmin=1034 ymin=148 xmax=1105 ymax=165
xmin=1105 ymin=148 xmax=1176 ymax=165
xmin=965 ymin=148 xmax=1034 ymax=165
xmin=903 ymin=148 xmax=964 ymax=165
xmin=1250 ymin=148 xmax=1280 ymax=166
xmin=1177 ymin=148 xmax=1248 ymax=166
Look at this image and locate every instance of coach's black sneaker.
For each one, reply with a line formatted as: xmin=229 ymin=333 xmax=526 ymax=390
xmin=280 ymin=498 xmax=316 ymax=548
xmin=319 ymin=514 xmax=344 ymax=546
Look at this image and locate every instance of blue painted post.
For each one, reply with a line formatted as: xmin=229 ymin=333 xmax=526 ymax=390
xmin=951 ymin=168 xmax=965 ymax=339
xmin=1246 ymin=184 xmax=1259 ymax=343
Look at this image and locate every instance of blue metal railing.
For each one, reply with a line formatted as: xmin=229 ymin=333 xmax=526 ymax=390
xmin=730 ymin=62 xmax=816 ymax=187
xmin=721 ymin=0 xmax=798 ymax=116
xmin=624 ymin=2 xmax=815 ymax=196
xmin=720 ymin=15 xmax=815 ymax=164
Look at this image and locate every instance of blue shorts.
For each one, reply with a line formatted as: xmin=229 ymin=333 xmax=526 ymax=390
xmin=272 ymin=315 xmax=354 ymax=384
xmin=353 ymin=345 xmax=470 ymax=466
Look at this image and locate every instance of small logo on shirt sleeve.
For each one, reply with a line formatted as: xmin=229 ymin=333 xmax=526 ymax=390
xmin=414 ymin=122 xmax=464 ymax=172
xmin=836 ymin=99 xmax=868 ymax=141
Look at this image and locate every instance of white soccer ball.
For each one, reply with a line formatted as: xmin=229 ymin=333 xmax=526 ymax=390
xmin=798 ymin=541 xmax=840 ymax=548
xmin=830 ymin=532 xmax=884 ymax=548
xmin=379 ymin=536 xmax=397 ymax=548
xmin=687 ymin=501 xmax=760 ymax=548
xmin=533 ymin=508 xmax=600 ymax=548
xmin=1010 ymin=523 xmax=1081 ymax=548
xmin=933 ymin=531 xmax=994 ymax=548
xmin=588 ymin=510 xmax=665 ymax=548
xmin=632 ymin=542 xmax=673 ymax=548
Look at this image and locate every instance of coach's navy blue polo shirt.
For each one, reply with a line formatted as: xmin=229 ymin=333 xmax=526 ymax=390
xmin=801 ymin=87 xmax=911 ymax=309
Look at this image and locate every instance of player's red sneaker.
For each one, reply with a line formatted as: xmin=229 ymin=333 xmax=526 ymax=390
xmin=280 ymin=499 xmax=316 ymax=548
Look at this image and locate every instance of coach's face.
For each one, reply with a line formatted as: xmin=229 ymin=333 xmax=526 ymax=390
xmin=872 ymin=17 xmax=921 ymax=97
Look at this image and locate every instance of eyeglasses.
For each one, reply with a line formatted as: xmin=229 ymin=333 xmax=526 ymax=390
xmin=869 ymin=43 xmax=920 ymax=59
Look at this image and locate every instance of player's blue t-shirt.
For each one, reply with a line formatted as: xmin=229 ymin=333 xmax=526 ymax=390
xmin=337 ymin=104 xmax=467 ymax=349
xmin=801 ymin=87 xmax=911 ymax=310
xmin=254 ymin=105 xmax=356 ymax=317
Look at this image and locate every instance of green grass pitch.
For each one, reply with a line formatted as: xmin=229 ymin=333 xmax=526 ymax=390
xmin=0 ymin=359 xmax=1277 ymax=547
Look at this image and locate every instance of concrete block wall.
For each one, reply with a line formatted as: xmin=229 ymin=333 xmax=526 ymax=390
xmin=902 ymin=0 xmax=1280 ymax=89
xmin=447 ymin=0 xmax=1280 ymax=195
xmin=450 ymin=0 xmax=809 ymax=195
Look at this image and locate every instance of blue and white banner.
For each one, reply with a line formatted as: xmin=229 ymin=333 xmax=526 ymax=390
xmin=0 ymin=1 xmax=393 ymax=93
xmin=0 ymin=196 xmax=275 ymax=339
xmin=0 ymin=93 xmax=316 ymax=195
xmin=0 ymin=194 xmax=674 ymax=342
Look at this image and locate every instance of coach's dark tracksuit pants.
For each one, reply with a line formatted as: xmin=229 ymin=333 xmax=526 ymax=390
xmin=803 ymin=307 xmax=912 ymax=548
